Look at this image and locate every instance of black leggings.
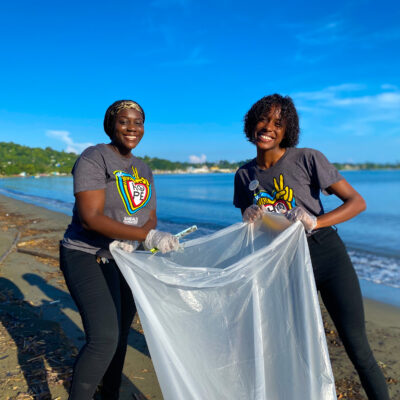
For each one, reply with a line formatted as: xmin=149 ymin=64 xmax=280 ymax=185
xmin=60 ymin=245 xmax=136 ymax=400
xmin=308 ymin=227 xmax=389 ymax=400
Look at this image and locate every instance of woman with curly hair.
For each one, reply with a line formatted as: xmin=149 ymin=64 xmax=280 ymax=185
xmin=233 ymin=94 xmax=389 ymax=399
xmin=60 ymin=100 xmax=179 ymax=399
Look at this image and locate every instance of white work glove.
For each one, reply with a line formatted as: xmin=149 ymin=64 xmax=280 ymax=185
xmin=111 ymin=240 xmax=138 ymax=253
xmin=242 ymin=204 xmax=264 ymax=223
xmin=144 ymin=229 xmax=179 ymax=254
xmin=286 ymin=206 xmax=317 ymax=233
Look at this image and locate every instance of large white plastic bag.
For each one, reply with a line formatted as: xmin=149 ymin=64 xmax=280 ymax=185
xmin=110 ymin=221 xmax=336 ymax=400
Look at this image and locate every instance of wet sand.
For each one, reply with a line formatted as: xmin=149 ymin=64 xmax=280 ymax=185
xmin=0 ymin=193 xmax=399 ymax=399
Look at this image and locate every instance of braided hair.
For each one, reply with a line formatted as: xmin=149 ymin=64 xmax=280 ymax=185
xmin=103 ymin=100 xmax=145 ymax=138
xmin=244 ymin=94 xmax=299 ymax=148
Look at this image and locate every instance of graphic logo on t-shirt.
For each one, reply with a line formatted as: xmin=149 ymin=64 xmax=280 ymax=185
xmin=254 ymin=174 xmax=296 ymax=213
xmin=113 ymin=167 xmax=151 ymax=215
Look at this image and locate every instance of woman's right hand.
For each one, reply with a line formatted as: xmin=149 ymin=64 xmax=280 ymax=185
xmin=242 ymin=204 xmax=264 ymax=223
xmin=144 ymin=230 xmax=179 ymax=253
xmin=286 ymin=206 xmax=317 ymax=233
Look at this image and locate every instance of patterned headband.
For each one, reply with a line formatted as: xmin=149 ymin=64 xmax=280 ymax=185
xmin=109 ymin=101 xmax=144 ymax=117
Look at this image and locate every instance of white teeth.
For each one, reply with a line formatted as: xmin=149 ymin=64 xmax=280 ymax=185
xmin=126 ymin=136 xmax=137 ymax=140
xmin=259 ymin=135 xmax=273 ymax=141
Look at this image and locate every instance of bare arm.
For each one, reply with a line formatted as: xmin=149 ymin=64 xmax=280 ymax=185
xmin=75 ymin=189 xmax=157 ymax=241
xmin=315 ymin=179 xmax=366 ymax=229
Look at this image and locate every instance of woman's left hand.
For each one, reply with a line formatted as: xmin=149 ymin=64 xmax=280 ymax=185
xmin=286 ymin=207 xmax=317 ymax=233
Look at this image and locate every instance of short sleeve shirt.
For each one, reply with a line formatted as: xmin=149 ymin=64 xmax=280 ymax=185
xmin=233 ymin=148 xmax=343 ymax=217
xmin=62 ymin=143 xmax=156 ymax=257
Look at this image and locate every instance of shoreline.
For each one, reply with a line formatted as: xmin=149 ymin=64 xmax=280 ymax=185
xmin=0 ymin=193 xmax=162 ymax=399
xmin=0 ymin=189 xmax=399 ymax=308
xmin=2 ymin=166 xmax=400 ymax=180
xmin=0 ymin=193 xmax=399 ymax=398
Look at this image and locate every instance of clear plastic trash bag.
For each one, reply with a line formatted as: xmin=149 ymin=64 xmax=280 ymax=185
xmin=110 ymin=219 xmax=336 ymax=400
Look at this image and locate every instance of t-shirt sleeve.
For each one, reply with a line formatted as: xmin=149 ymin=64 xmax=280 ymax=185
xmin=72 ymin=148 xmax=107 ymax=194
xmin=309 ymin=150 xmax=344 ymax=190
xmin=233 ymin=170 xmax=252 ymax=210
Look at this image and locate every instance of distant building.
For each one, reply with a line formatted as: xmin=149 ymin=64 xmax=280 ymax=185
xmin=186 ymin=165 xmax=210 ymax=173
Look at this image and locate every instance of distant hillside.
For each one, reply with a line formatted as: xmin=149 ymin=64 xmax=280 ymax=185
xmin=0 ymin=142 xmax=78 ymax=175
xmin=0 ymin=142 xmax=242 ymax=176
xmin=332 ymin=161 xmax=400 ymax=170
xmin=142 ymin=156 xmax=242 ymax=172
xmin=0 ymin=142 xmax=398 ymax=176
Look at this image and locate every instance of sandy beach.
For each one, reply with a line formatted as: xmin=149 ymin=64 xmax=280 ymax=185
xmin=0 ymin=193 xmax=399 ymax=400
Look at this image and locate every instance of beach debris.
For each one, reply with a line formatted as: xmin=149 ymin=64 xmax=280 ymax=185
xmin=335 ymin=377 xmax=363 ymax=399
xmin=0 ymin=285 xmax=76 ymax=399
xmin=16 ymin=247 xmax=58 ymax=261
xmin=0 ymin=231 xmax=21 ymax=265
xmin=0 ymin=207 xmax=61 ymax=266
xmin=132 ymin=392 xmax=149 ymax=400
xmin=149 ymin=225 xmax=198 ymax=254
xmin=14 ymin=237 xmax=60 ymax=267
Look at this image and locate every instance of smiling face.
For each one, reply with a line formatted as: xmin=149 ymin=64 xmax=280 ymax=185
xmin=112 ymin=108 xmax=144 ymax=155
xmin=254 ymin=106 xmax=286 ymax=151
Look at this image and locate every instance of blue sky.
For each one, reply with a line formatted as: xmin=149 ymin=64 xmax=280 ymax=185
xmin=0 ymin=0 xmax=399 ymax=163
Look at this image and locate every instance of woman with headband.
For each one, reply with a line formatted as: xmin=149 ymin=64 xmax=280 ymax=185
xmin=60 ymin=100 xmax=179 ymax=399
xmin=234 ymin=94 xmax=389 ymax=399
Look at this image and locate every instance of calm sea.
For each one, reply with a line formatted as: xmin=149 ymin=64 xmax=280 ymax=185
xmin=1 ymin=170 xmax=399 ymax=298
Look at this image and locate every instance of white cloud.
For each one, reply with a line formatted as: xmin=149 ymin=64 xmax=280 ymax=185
xmin=189 ymin=154 xmax=207 ymax=163
xmin=293 ymin=83 xmax=400 ymax=162
xmin=326 ymin=83 xmax=366 ymax=92
xmin=294 ymin=84 xmax=400 ymax=109
xmin=46 ymin=130 xmax=93 ymax=154
xmin=381 ymin=84 xmax=398 ymax=91
xmin=295 ymin=83 xmax=365 ymax=101
xmin=295 ymin=19 xmax=345 ymax=46
xmin=376 ymin=92 xmax=400 ymax=105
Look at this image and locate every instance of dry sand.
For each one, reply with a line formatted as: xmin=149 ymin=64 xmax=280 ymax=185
xmin=0 ymin=193 xmax=399 ymax=399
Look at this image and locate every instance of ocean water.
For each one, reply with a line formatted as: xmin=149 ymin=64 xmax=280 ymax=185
xmin=1 ymin=171 xmax=399 ymax=295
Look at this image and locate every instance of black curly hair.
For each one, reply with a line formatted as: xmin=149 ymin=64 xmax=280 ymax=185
xmin=244 ymin=94 xmax=299 ymax=148
xmin=103 ymin=100 xmax=145 ymax=139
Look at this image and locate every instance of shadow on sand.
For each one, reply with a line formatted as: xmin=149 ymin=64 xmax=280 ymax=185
xmin=0 ymin=273 xmax=152 ymax=399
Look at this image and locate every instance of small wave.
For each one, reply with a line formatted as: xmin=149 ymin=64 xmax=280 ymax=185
xmin=348 ymin=249 xmax=400 ymax=288
xmin=0 ymin=188 xmax=73 ymax=215
xmin=157 ymin=217 xmax=227 ymax=233
xmin=1 ymin=186 xmax=399 ymax=290
xmin=156 ymin=219 xmax=218 ymax=240
xmin=159 ymin=219 xmax=400 ymax=289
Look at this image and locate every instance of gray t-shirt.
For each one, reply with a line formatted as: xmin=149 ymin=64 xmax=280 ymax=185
xmin=234 ymin=148 xmax=343 ymax=216
xmin=62 ymin=143 xmax=156 ymax=257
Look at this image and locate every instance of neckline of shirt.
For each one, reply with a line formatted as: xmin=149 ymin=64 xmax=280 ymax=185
xmin=102 ymin=143 xmax=135 ymax=162
xmin=253 ymin=148 xmax=292 ymax=172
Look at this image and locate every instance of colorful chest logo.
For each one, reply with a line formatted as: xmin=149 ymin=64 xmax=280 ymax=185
xmin=254 ymin=174 xmax=296 ymax=214
xmin=113 ymin=167 xmax=151 ymax=215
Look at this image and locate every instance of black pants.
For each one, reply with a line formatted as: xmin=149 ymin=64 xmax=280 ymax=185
xmin=308 ymin=227 xmax=389 ymax=400
xmin=60 ymin=245 xmax=136 ymax=400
